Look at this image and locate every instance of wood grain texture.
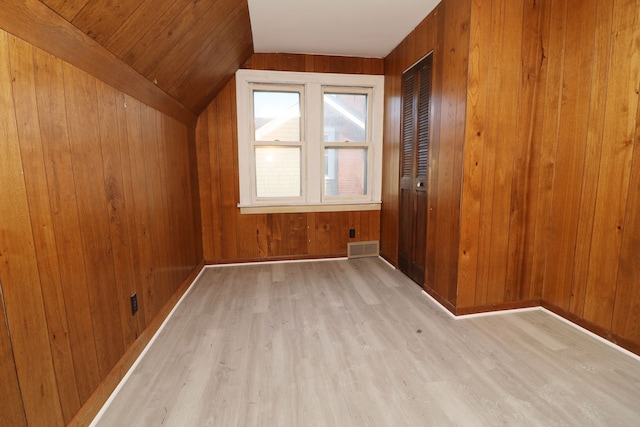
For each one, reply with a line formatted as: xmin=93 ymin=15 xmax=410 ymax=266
xmin=569 ymin=0 xmax=613 ymax=318
xmin=508 ymin=0 xmax=546 ymax=304
xmin=523 ymin=0 xmax=553 ymax=305
xmin=64 ymin=61 xmax=126 ymax=380
xmin=196 ymin=54 xmax=384 ymax=263
xmin=460 ymin=0 xmax=542 ymax=308
xmin=381 ymin=0 xmax=469 ymax=307
xmin=0 ymin=28 xmax=202 ymax=425
xmin=41 ymin=0 xmax=90 ymax=21
xmin=0 ymin=289 xmax=26 ymax=426
xmin=543 ymin=0 xmax=597 ymax=313
xmin=582 ymin=0 xmax=640 ymax=329
xmin=98 ymin=80 xmax=139 ymax=351
xmin=612 ymin=90 xmax=640 ymax=344
xmin=0 ymin=30 xmax=65 ymax=426
xmin=380 ymin=48 xmax=402 ymax=263
xmin=536 ymin=0 xmax=640 ymax=350
xmin=32 ymin=42 xmax=103 ymax=406
xmin=1 ymin=0 xmax=639 ymax=422
xmin=0 ymin=0 xmax=196 ymax=124
xmin=68 ymin=262 xmax=204 ymax=426
xmin=435 ymin=0 xmax=468 ymax=304
xmin=96 ymin=258 xmax=640 ymax=426
xmin=9 ymin=34 xmax=82 ymax=423
xmin=528 ymin=0 xmax=562 ymax=308
xmin=68 ymin=0 xmax=141 ymax=44
xmin=483 ymin=0 xmax=524 ymax=306
xmin=39 ymin=0 xmax=254 ymax=115
xmin=383 ymin=0 xmax=640 ymax=356
xmin=456 ymin=0 xmax=491 ymax=308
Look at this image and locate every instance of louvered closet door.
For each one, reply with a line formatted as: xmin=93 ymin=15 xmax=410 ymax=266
xmin=399 ymin=54 xmax=432 ymax=285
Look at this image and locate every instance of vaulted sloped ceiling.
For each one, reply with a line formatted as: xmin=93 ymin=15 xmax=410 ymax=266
xmin=40 ymin=0 xmax=254 ymax=114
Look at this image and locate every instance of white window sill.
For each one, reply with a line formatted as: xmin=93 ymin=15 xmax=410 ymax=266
xmin=238 ymin=202 xmax=381 ymax=214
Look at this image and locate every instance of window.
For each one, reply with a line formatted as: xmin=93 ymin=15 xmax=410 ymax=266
xmin=236 ymin=70 xmax=384 ymax=213
xmin=322 ymin=88 xmax=372 ymax=201
xmin=251 ymin=86 xmax=304 ymax=202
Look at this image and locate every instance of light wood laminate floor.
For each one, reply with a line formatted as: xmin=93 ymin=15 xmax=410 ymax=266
xmin=95 ymin=258 xmax=640 ymax=426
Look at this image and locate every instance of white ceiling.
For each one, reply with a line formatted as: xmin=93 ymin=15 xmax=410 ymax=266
xmin=247 ymin=0 xmax=441 ymax=59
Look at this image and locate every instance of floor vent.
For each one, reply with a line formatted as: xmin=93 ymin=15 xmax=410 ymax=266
xmin=347 ymin=240 xmax=380 ymax=259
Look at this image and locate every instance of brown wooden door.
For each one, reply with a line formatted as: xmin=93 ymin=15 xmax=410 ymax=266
xmin=398 ymin=54 xmax=432 ymax=285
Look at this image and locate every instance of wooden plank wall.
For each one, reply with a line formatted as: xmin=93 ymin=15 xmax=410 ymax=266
xmin=0 ymin=0 xmax=196 ymax=125
xmin=39 ymin=0 xmax=254 ymax=114
xmin=0 ymin=265 xmax=26 ymax=426
xmin=383 ymin=0 xmax=640 ymax=356
xmin=0 ymin=29 xmax=202 ymax=425
xmin=457 ymin=0 xmax=640 ymax=352
xmin=534 ymin=0 xmax=640 ymax=353
xmin=456 ymin=0 xmax=545 ymax=312
xmin=196 ymin=53 xmax=384 ymax=263
xmin=381 ymin=0 xmax=470 ymax=308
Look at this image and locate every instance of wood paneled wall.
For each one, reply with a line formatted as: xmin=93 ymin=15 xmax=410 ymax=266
xmin=381 ymin=0 xmax=471 ymax=308
xmin=0 ymin=30 xmax=201 ymax=425
xmin=456 ymin=0 xmax=544 ymax=311
xmin=0 ymin=0 xmax=253 ymax=118
xmin=0 ymin=295 xmax=25 ymax=425
xmin=383 ymin=0 xmax=640 ymax=353
xmin=457 ymin=0 xmax=640 ymax=352
xmin=533 ymin=0 xmax=640 ymax=352
xmin=196 ymin=53 xmax=384 ymax=263
xmin=0 ymin=0 xmax=196 ymax=125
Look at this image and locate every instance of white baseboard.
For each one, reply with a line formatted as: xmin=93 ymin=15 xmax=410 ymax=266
xmin=420 ymin=290 xmax=640 ymax=363
xmin=89 ymin=265 xmax=208 ymax=426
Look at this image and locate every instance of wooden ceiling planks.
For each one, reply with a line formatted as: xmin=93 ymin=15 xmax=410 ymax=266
xmin=120 ymin=0 xmax=192 ymax=67
xmin=70 ymin=0 xmax=142 ymax=44
xmin=103 ymin=0 xmax=178 ymax=58
xmin=167 ymin=2 xmax=253 ymax=112
xmin=146 ymin=0 xmax=239 ymax=83
xmin=41 ymin=0 xmax=90 ymax=21
xmin=39 ymin=0 xmax=254 ymax=115
xmin=131 ymin=0 xmax=218 ymax=76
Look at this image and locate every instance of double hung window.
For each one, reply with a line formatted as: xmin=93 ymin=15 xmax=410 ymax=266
xmin=251 ymin=86 xmax=304 ymax=201
xmin=236 ymin=69 xmax=384 ymax=213
xmin=322 ymin=88 xmax=372 ymax=201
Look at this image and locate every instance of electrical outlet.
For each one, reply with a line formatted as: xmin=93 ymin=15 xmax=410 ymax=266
xmin=130 ymin=293 xmax=138 ymax=315
xmin=349 ymin=228 xmax=356 ymax=238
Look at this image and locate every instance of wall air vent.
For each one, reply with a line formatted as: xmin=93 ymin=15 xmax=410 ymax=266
xmin=347 ymin=240 xmax=380 ymax=259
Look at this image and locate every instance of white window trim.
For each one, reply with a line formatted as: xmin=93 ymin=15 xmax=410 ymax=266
xmin=321 ymin=86 xmax=373 ymax=203
xmin=321 ymin=142 xmax=371 ymax=203
xmin=236 ymin=69 xmax=384 ymax=213
xmin=250 ymin=83 xmax=305 ymax=204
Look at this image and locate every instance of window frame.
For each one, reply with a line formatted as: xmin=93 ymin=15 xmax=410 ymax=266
xmin=321 ymin=86 xmax=373 ymax=203
xmin=236 ymin=69 xmax=384 ymax=214
xmin=250 ymin=83 xmax=306 ymax=205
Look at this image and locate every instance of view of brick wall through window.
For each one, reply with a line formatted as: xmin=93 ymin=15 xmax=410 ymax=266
xmin=324 ymin=92 xmax=368 ymax=196
xmin=327 ymin=148 xmax=367 ymax=196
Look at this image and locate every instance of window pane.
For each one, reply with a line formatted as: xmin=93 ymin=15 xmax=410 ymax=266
xmin=255 ymin=147 xmax=301 ymax=198
xmin=324 ymin=148 xmax=368 ymax=196
xmin=324 ymin=93 xmax=367 ymax=142
xmin=254 ymin=91 xmax=301 ymax=141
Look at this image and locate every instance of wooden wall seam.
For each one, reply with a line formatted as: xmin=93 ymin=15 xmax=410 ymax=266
xmin=381 ymin=0 xmax=470 ymax=308
xmin=382 ymin=0 xmax=640 ymax=355
xmin=0 ymin=279 xmax=28 ymax=426
xmin=0 ymin=27 xmax=202 ymax=425
xmin=0 ymin=0 xmax=197 ymax=125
